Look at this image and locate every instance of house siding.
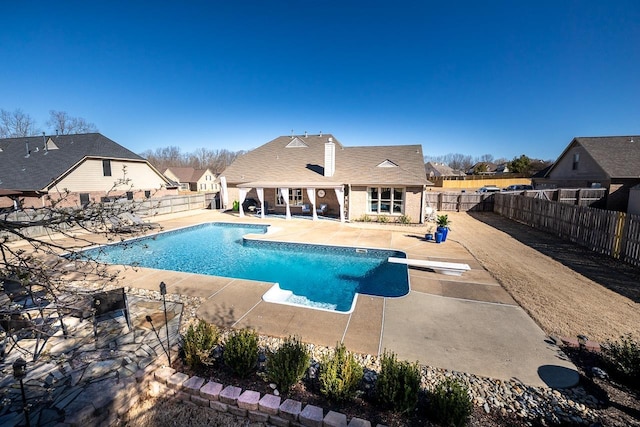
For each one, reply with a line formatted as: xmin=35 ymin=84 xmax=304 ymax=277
xmin=54 ymin=159 xmax=168 ymax=193
xmin=348 ymin=186 xmax=423 ymax=223
xmin=548 ymin=145 xmax=606 ymax=183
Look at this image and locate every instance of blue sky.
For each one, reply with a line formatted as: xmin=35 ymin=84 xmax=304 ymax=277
xmin=2 ymin=1 xmax=639 ymax=161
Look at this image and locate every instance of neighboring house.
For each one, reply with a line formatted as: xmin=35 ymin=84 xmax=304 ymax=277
xmin=424 ymin=162 xmax=465 ymax=178
xmin=220 ymin=133 xmax=432 ymax=223
xmin=495 ymin=163 xmax=510 ymax=174
xmin=0 ymin=133 xmax=175 ymax=208
xmin=466 ymin=162 xmax=498 ymax=175
xmin=164 ymin=167 xmax=219 ymax=192
xmin=534 ymin=136 xmax=640 ymax=211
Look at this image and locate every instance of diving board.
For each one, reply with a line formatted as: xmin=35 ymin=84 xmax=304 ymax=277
xmin=388 ymin=257 xmax=471 ymax=276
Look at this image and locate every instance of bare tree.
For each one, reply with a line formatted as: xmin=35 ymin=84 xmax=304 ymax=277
xmin=141 ymin=146 xmax=243 ymax=174
xmin=47 ymin=110 xmax=98 ymax=134
xmin=479 ymin=154 xmax=494 ymax=163
xmin=0 ymin=181 xmax=160 ymax=361
xmin=0 ymin=108 xmax=40 ymax=137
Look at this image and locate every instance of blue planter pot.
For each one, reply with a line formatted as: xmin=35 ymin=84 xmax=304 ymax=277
xmin=437 ymin=226 xmax=449 ymax=242
xmin=435 ymin=232 xmax=443 ymax=243
xmin=425 ymin=233 xmax=434 ymax=241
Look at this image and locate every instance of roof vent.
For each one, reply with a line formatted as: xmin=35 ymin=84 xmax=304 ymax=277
xmin=304 ymin=131 xmax=308 ymax=138
xmin=25 ymin=142 xmax=30 ymax=158
xmin=319 ymin=131 xmax=323 ymax=137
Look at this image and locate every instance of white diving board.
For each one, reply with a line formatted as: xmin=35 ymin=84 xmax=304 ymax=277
xmin=388 ymin=257 xmax=471 ymax=276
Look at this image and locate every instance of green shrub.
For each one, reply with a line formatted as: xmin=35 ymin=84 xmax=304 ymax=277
xmin=429 ymin=378 xmax=473 ymax=427
xmin=182 ymin=320 xmax=219 ymax=370
xmin=223 ymin=329 xmax=259 ymax=377
xmin=266 ymin=336 xmax=310 ymax=391
xmin=602 ymin=334 xmax=640 ymax=386
xmin=319 ymin=343 xmax=364 ymax=402
xmin=375 ymin=351 xmax=421 ymax=413
xmin=396 ymin=214 xmax=411 ymax=224
xmin=378 ymin=215 xmax=389 ymax=223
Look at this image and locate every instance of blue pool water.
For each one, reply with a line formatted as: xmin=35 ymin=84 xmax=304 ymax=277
xmin=80 ymin=223 xmax=409 ymax=312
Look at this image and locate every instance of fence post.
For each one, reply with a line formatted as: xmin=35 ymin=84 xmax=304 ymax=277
xmin=613 ymin=211 xmax=626 ymax=259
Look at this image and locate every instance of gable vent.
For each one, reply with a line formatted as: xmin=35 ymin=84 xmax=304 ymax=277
xmin=377 ymin=159 xmax=398 ymax=168
xmin=46 ymin=138 xmax=59 ymax=150
xmin=286 ymin=137 xmax=309 ymax=148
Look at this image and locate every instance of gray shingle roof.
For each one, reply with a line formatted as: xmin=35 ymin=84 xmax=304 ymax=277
xmin=164 ymin=167 xmax=212 ymax=183
xmin=221 ymin=134 xmax=430 ymax=187
xmin=0 ymin=133 xmax=146 ymax=191
xmin=574 ymin=136 xmax=640 ymax=178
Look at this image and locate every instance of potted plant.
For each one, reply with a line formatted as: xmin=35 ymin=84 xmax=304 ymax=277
xmin=436 ymin=214 xmax=451 ymax=242
xmin=425 ymin=226 xmax=434 ymax=241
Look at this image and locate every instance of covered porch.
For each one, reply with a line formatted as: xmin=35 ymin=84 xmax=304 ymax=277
xmin=222 ymin=180 xmax=346 ymax=222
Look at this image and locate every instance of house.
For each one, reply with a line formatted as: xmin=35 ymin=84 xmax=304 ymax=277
xmin=424 ymin=162 xmax=465 ymax=178
xmin=219 ymin=133 xmax=432 ymax=223
xmin=163 ymin=167 xmax=218 ymax=192
xmin=0 ymin=133 xmax=176 ymax=208
xmin=466 ymin=162 xmax=499 ymax=175
xmin=534 ymin=136 xmax=640 ymax=211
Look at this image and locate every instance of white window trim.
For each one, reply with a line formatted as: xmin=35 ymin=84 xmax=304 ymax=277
xmin=367 ymin=187 xmax=405 ymax=215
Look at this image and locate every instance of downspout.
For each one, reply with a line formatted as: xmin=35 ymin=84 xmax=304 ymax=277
xmin=347 ymin=183 xmax=352 ymax=222
xmin=420 ymin=185 xmax=426 ymax=224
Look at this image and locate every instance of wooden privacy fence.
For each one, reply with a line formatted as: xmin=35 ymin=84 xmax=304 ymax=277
xmin=425 ymin=188 xmax=607 ymax=213
xmin=425 ymin=192 xmax=494 ymax=212
xmin=494 ymin=193 xmax=640 ymax=267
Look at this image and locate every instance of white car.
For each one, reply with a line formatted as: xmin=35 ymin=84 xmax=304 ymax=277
xmin=477 ymin=186 xmax=501 ymax=193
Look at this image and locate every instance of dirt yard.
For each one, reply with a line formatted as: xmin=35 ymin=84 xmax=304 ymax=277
xmin=448 ymin=212 xmax=640 ymax=343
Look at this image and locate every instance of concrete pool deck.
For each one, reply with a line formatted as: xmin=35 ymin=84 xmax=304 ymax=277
xmin=63 ymin=209 xmax=578 ymax=388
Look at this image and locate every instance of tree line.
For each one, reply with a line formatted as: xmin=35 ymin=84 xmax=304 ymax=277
xmin=139 ymin=146 xmax=244 ymax=174
xmin=424 ymin=153 xmax=553 ymax=176
xmin=0 ymin=108 xmax=98 ymax=137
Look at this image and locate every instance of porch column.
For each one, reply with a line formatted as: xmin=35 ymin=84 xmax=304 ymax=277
xmin=279 ymin=187 xmax=291 ymax=219
xmin=238 ymin=188 xmax=248 ymax=217
xmin=306 ymin=188 xmax=318 ymax=220
xmin=334 ymin=186 xmax=345 ymax=223
xmin=256 ymin=188 xmax=265 ymax=219
xmin=219 ymin=176 xmax=229 ymax=210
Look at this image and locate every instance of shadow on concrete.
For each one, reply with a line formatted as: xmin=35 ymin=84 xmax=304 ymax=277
xmin=468 ymin=212 xmax=640 ymax=303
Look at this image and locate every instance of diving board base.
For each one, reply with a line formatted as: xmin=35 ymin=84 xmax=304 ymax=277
xmin=388 ymin=257 xmax=471 ymax=276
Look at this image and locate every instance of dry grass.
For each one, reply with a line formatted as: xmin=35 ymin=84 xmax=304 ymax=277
xmin=450 ymin=212 xmax=640 ymax=343
xmin=120 ymin=396 xmax=266 ymax=427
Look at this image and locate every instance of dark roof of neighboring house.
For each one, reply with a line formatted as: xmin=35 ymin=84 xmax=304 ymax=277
xmin=221 ymin=134 xmax=431 ymax=186
xmin=467 ymin=162 xmax=498 ymax=173
xmin=544 ymin=136 xmax=640 ymax=179
xmin=575 ymin=136 xmax=640 ymax=178
xmin=0 ymin=133 xmax=147 ymax=191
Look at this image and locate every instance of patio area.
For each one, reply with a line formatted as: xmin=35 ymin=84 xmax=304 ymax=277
xmin=106 ymin=209 xmax=577 ymax=388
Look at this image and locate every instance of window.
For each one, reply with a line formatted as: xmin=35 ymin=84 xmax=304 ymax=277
xmin=572 ymin=153 xmax=580 ymax=170
xmin=79 ymin=193 xmax=90 ymax=206
xmin=144 ymin=190 xmax=151 ymax=199
xmin=102 ymin=159 xmax=112 ymax=176
xmin=126 ymin=191 xmax=133 ymax=200
xmin=368 ymin=187 xmax=404 ymax=214
xmin=276 ymin=188 xmax=303 ymax=206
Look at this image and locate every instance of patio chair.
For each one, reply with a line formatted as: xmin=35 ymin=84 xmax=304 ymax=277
xmin=301 ymin=204 xmax=311 ymax=215
xmin=122 ymin=212 xmax=160 ymax=229
xmin=107 ymin=216 xmax=135 ymax=233
xmin=316 ymin=203 xmax=328 ymax=216
xmin=92 ymin=288 xmax=131 ymax=338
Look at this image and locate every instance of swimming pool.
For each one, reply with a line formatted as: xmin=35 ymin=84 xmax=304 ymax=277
xmin=80 ymin=223 xmax=409 ymax=312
